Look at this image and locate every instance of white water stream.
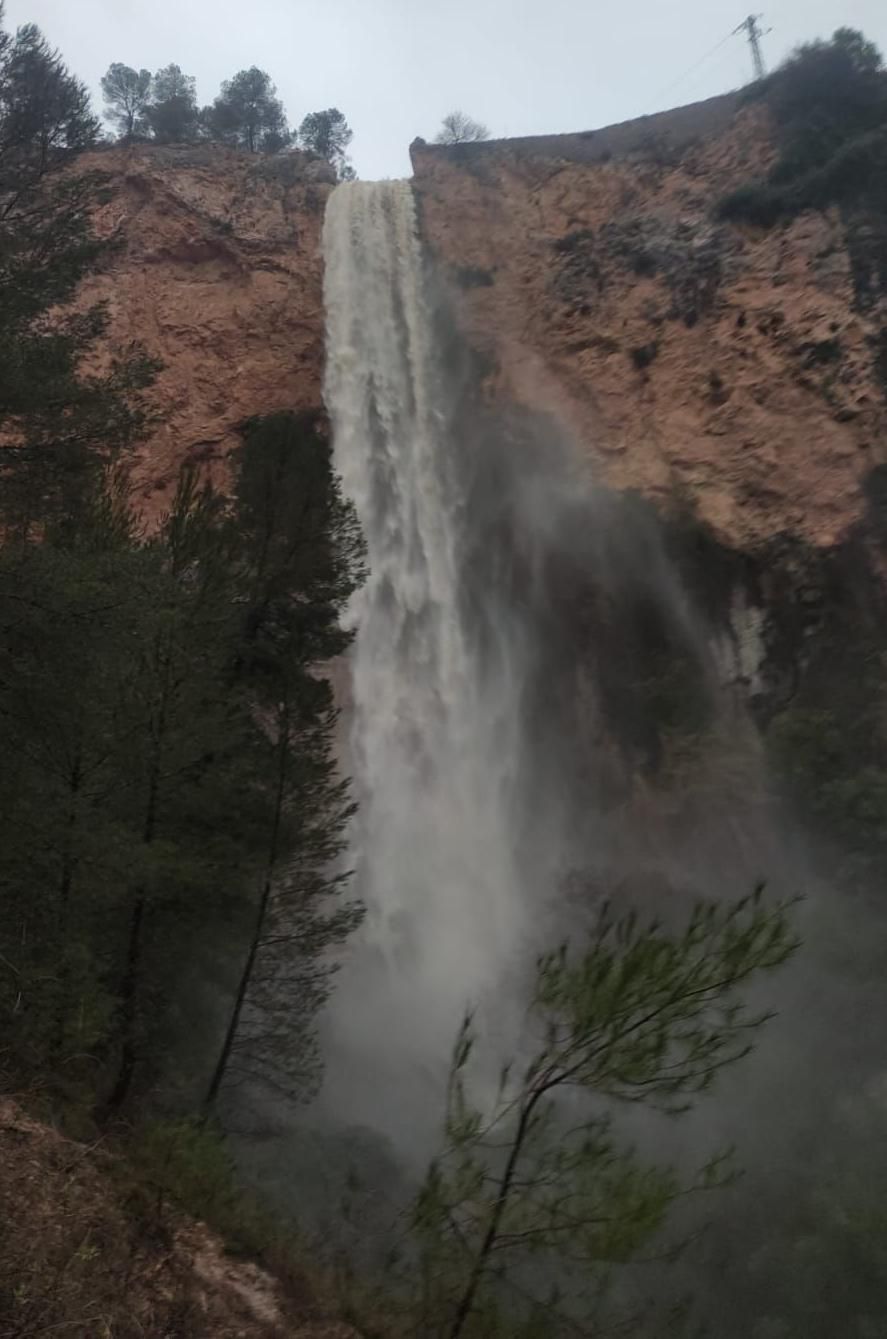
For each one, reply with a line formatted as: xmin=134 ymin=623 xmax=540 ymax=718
xmin=321 ymin=181 xmax=526 ymax=1139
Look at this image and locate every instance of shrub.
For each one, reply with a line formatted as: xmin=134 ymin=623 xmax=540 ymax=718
xmin=718 ymin=28 xmax=887 ymax=226
xmin=453 ymin=265 xmax=495 ymax=289
xmin=631 ymin=340 xmax=659 ymax=371
xmin=129 ymin=1119 xmax=277 ymax=1255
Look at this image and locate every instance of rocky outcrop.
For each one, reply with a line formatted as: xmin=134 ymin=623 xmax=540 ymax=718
xmin=77 ymin=143 xmax=332 ymax=520
xmin=411 ymin=95 xmax=887 ymax=551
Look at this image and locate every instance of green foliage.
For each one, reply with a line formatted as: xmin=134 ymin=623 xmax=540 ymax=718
xmin=0 ymin=429 xmax=366 ymax=1120
xmin=767 ymin=27 xmax=884 ymax=174
xmin=631 ymin=340 xmax=659 ymax=371
xmin=0 ymin=16 xmax=99 ymax=168
xmin=204 ymin=66 xmax=290 ymax=153
xmin=769 ymin=707 xmax=887 ymax=854
xmin=129 ymin=1118 xmax=278 ymax=1253
xmin=101 ymin=61 xmax=152 ymax=139
xmin=749 ymin=1087 xmax=887 ymax=1338
xmin=453 ymin=265 xmax=495 ymax=289
xmin=0 ymin=27 xmax=102 ymax=342
xmin=203 ymin=412 xmax=367 ymax=1114
xmin=0 ymin=17 xmax=154 ymax=544
xmin=101 ymin=61 xmax=201 ymax=145
xmin=146 ymin=63 xmax=198 ymax=143
xmin=413 ymin=892 xmax=797 ymax=1338
xmin=719 ymin=28 xmax=887 ymax=227
xmin=298 ymin=107 xmax=355 ymax=180
xmin=0 ymin=20 xmax=156 ymax=1107
xmin=0 ymin=501 xmax=144 ymax=1092
xmin=0 ymin=8 xmax=365 ymax=1126
xmin=0 ymin=410 xmax=368 ymax=1118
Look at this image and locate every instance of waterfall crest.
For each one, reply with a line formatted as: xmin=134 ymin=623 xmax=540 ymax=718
xmin=322 ymin=181 xmax=525 ymax=1137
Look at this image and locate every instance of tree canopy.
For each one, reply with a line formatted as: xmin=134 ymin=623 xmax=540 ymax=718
xmin=414 ymin=890 xmax=798 ymax=1338
xmin=435 ymin=110 xmax=490 ymax=145
xmin=204 ymin=66 xmax=290 ymax=153
xmin=0 ymin=8 xmax=366 ymax=1127
xmin=0 ymin=16 xmax=98 ymax=171
xmin=298 ymin=107 xmax=355 ymax=179
xmin=97 ymin=56 xmax=365 ymax=163
xmin=719 ymin=26 xmax=887 ymax=226
xmin=146 ymin=62 xmax=198 ymax=142
xmin=101 ymin=61 xmax=152 ymax=139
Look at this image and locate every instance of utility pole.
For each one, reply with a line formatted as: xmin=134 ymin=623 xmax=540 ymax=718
xmin=734 ymin=14 xmax=767 ymax=81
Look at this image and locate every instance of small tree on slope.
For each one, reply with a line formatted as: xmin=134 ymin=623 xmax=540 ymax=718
xmin=414 ymin=888 xmax=798 ymax=1339
xmin=298 ymin=108 xmax=355 ymax=180
xmin=435 ymin=110 xmax=489 ymax=145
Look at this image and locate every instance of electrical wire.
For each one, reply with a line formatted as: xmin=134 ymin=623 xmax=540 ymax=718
xmin=646 ymin=28 xmax=738 ymax=114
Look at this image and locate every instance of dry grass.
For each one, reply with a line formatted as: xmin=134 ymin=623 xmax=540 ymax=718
xmin=0 ymin=1099 xmax=358 ymax=1338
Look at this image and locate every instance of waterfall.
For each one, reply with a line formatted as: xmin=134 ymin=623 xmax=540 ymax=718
xmin=321 ymin=181 xmax=526 ymax=1142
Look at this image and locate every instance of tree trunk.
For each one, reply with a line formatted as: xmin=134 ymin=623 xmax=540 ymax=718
xmin=448 ymin=1099 xmax=536 ymax=1339
xmin=202 ymin=877 xmax=271 ymax=1114
xmin=102 ymin=694 xmax=164 ymax=1118
xmin=102 ymin=892 xmax=145 ymax=1115
xmin=52 ymin=753 xmax=82 ymax=1058
xmin=203 ymin=711 xmax=289 ymax=1113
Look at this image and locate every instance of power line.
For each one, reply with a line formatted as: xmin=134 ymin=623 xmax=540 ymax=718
xmin=647 ymin=12 xmax=774 ymax=116
xmin=733 ymin=14 xmax=770 ymax=81
xmin=647 ymin=29 xmax=736 ymax=112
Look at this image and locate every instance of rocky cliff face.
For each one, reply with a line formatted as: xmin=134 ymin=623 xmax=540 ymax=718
xmin=78 ymin=143 xmax=333 ymax=520
xmin=81 ymin=106 xmax=887 ymax=555
xmin=411 ymin=94 xmax=887 ymax=552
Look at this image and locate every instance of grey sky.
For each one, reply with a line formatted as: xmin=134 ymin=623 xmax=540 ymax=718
xmin=7 ymin=0 xmax=887 ymax=179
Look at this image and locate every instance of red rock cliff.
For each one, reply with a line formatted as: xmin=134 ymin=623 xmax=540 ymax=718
xmin=411 ymin=93 xmax=887 ymax=551
xmin=78 ymin=103 xmax=887 ymax=555
xmin=77 ymin=143 xmax=333 ymax=519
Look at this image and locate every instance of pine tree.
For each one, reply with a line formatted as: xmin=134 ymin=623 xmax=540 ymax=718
xmin=100 ymin=62 xmax=151 ymax=140
xmin=0 ymin=9 xmax=158 ymax=1100
xmin=204 ymin=411 xmax=366 ymax=1115
xmin=0 ymin=7 xmax=367 ymax=1136
xmin=99 ymin=470 xmax=257 ymax=1114
xmin=0 ymin=11 xmax=154 ymax=543
xmin=0 ymin=13 xmax=99 ymax=174
xmin=415 ymin=891 xmax=798 ymax=1338
xmin=298 ymin=108 xmax=355 ymax=180
xmin=0 ymin=476 xmax=151 ymax=1091
xmin=147 ymin=64 xmax=198 ymax=143
xmin=204 ymin=67 xmax=289 ymax=153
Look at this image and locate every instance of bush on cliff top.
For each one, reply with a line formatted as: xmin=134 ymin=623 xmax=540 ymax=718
xmin=719 ymin=27 xmax=887 ymax=225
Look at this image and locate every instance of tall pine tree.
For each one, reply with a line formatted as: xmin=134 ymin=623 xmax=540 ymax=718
xmin=204 ymin=411 xmax=366 ymax=1116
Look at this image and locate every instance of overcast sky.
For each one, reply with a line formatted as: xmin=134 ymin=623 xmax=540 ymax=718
xmin=7 ymin=0 xmax=887 ymax=179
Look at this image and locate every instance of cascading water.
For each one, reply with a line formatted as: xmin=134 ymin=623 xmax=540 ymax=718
xmin=263 ymin=179 xmax=884 ymax=1339
xmin=321 ymin=181 xmax=527 ymax=1143
xmin=318 ymin=180 xmax=770 ymax=1155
